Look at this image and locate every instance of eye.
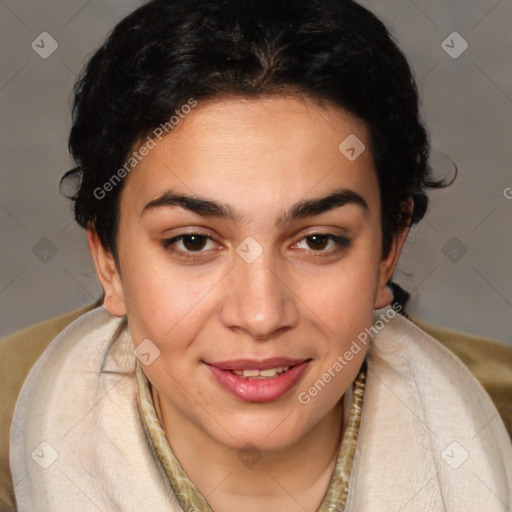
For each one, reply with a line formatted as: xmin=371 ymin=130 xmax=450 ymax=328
xmin=294 ymin=233 xmax=351 ymax=254
xmin=162 ymin=231 xmax=351 ymax=261
xmin=162 ymin=233 xmax=218 ymax=256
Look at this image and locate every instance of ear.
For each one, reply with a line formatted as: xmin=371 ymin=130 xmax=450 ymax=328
xmin=87 ymin=228 xmax=126 ymax=316
xmin=373 ymin=199 xmax=413 ymax=309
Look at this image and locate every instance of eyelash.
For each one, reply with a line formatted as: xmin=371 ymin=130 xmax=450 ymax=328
xmin=161 ymin=231 xmax=352 ymax=260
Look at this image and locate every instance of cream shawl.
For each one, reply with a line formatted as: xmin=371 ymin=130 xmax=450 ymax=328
xmin=10 ymin=306 xmax=512 ymax=511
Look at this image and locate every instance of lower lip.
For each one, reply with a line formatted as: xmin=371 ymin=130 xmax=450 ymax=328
xmin=207 ymin=362 xmax=310 ymax=403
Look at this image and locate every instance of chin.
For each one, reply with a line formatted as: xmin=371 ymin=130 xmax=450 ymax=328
xmin=209 ymin=414 xmax=311 ymax=453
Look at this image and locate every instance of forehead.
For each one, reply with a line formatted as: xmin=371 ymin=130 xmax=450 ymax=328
xmin=120 ymin=95 xmax=380 ymax=220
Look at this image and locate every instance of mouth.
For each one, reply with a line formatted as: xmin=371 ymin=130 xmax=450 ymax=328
xmin=205 ymin=358 xmax=311 ymax=403
xmin=231 ymin=366 xmax=292 ymax=379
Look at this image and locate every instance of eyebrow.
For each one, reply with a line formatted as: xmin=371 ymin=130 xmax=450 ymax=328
xmin=141 ymin=187 xmax=369 ymax=224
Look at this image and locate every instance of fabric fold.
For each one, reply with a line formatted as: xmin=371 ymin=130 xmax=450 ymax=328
xmin=344 ymin=309 xmax=512 ymax=511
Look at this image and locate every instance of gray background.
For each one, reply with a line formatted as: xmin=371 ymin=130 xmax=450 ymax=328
xmin=1 ymin=0 xmax=511 ymax=343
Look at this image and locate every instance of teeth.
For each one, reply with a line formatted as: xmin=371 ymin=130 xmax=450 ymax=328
xmin=259 ymin=368 xmax=278 ymax=377
xmin=241 ymin=369 xmax=260 ymax=377
xmin=232 ymin=366 xmax=290 ymax=379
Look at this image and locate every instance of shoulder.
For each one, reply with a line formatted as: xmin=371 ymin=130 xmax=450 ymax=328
xmin=410 ymin=314 xmax=512 ymax=440
xmin=0 ymin=305 xmax=94 ymax=511
xmin=0 ymin=305 xmax=96 ymax=402
xmin=352 ymin=310 xmax=512 ymax=510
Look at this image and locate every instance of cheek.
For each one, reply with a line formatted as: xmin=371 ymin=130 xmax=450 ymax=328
xmin=310 ymin=250 xmax=380 ymax=318
xmin=125 ymin=275 xmax=196 ymax=339
xmin=120 ymin=246 xmax=222 ymax=346
xmin=299 ymin=244 xmax=381 ymax=361
xmin=319 ymin=278 xmax=377 ymax=354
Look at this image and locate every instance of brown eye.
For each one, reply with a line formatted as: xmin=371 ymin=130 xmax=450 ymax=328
xmin=306 ymin=234 xmax=330 ymax=251
xmin=294 ymin=233 xmax=352 ymax=256
xmin=181 ymin=234 xmax=208 ymax=251
xmin=162 ymin=233 xmax=216 ymax=255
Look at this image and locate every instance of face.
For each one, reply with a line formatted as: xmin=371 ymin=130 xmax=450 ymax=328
xmin=88 ymin=95 xmax=407 ymax=453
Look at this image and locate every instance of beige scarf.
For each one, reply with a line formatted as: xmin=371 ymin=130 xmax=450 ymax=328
xmin=10 ymin=306 xmax=512 ymax=511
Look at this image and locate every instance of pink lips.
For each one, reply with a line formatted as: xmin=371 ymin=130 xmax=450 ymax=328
xmin=206 ymin=357 xmax=311 ymax=403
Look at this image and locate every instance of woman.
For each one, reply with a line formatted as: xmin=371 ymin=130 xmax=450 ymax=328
xmin=9 ymin=0 xmax=512 ymax=510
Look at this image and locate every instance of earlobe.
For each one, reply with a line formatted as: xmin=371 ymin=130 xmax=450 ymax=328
xmin=86 ymin=229 xmax=126 ymax=316
xmin=374 ymin=284 xmax=394 ymax=310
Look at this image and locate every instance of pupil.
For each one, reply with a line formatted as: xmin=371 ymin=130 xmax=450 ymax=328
xmin=309 ymin=235 xmax=327 ymax=250
xmin=184 ymin=235 xmax=206 ymax=251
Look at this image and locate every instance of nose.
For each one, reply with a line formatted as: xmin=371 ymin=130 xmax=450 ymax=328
xmin=219 ymin=253 xmax=299 ymax=340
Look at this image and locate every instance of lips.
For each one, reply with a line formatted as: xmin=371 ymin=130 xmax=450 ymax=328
xmin=205 ymin=357 xmax=311 ymax=403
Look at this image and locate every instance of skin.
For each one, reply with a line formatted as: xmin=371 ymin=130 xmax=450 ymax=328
xmin=88 ymin=95 xmax=410 ymax=511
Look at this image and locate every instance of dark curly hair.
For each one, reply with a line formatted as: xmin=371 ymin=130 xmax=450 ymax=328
xmin=62 ymin=0 xmax=443 ymax=260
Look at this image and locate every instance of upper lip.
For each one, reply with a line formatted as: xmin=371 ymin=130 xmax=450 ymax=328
xmin=206 ymin=358 xmax=309 ymax=371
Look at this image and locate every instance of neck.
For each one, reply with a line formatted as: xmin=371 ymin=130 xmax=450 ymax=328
xmin=157 ymin=392 xmax=344 ymax=512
